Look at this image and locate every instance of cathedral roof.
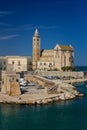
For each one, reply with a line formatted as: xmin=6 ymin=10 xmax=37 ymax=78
xmin=59 ymin=45 xmax=74 ymax=51
xmin=54 ymin=44 xmax=74 ymax=51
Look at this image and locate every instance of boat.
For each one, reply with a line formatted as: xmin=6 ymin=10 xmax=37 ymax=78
xmin=28 ymin=82 xmax=36 ymax=86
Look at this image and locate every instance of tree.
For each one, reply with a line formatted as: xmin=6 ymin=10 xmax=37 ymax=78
xmin=62 ymin=66 xmax=76 ymax=71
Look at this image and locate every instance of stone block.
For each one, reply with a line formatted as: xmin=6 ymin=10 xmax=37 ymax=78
xmin=10 ymin=82 xmax=21 ymax=96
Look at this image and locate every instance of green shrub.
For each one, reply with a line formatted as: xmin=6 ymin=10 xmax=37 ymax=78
xmin=62 ymin=66 xmax=76 ymax=71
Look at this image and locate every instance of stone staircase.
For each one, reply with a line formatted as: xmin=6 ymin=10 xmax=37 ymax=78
xmin=47 ymin=85 xmax=58 ymax=94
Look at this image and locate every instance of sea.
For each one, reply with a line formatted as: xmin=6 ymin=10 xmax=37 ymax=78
xmin=0 ymin=66 xmax=87 ymax=130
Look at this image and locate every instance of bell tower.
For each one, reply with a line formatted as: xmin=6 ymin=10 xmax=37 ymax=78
xmin=32 ymin=29 xmax=40 ymax=70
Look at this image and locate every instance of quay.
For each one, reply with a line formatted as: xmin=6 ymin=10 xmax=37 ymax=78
xmin=0 ymin=71 xmax=86 ymax=105
xmin=62 ymin=78 xmax=87 ymax=84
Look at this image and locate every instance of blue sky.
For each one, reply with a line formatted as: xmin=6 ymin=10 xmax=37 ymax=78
xmin=0 ymin=0 xmax=87 ymax=65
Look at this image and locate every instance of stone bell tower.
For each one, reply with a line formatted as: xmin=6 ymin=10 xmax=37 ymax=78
xmin=32 ymin=29 xmax=40 ymax=70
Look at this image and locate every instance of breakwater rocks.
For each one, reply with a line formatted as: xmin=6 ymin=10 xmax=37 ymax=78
xmin=0 ymin=93 xmax=84 ymax=105
xmin=0 ymin=81 xmax=84 ymax=105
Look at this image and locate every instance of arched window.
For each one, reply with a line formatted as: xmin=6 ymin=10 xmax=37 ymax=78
xmin=49 ymin=63 xmax=52 ymax=67
xmin=69 ymin=56 xmax=73 ymax=63
xmin=37 ymin=39 xmax=39 ymax=41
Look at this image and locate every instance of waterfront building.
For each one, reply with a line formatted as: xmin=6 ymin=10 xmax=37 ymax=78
xmin=0 ymin=56 xmax=32 ymax=73
xmin=0 ymin=57 xmax=7 ymax=71
xmin=32 ymin=29 xmax=74 ymax=70
xmin=6 ymin=56 xmax=32 ymax=73
xmin=0 ymin=29 xmax=74 ymax=72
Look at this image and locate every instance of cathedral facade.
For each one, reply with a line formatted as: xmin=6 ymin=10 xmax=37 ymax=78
xmin=32 ymin=29 xmax=74 ymax=71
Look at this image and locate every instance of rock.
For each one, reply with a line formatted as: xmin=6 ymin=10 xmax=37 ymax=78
xmin=42 ymin=99 xmax=48 ymax=104
xmin=70 ymin=90 xmax=79 ymax=96
xmin=70 ymin=94 xmax=75 ymax=99
xmin=36 ymin=100 xmax=42 ymax=105
xmin=65 ymin=92 xmax=75 ymax=99
xmin=32 ymin=100 xmax=36 ymax=104
xmin=78 ymin=93 xmax=84 ymax=97
xmin=52 ymin=97 xmax=59 ymax=101
xmin=59 ymin=94 xmax=66 ymax=100
xmin=25 ymin=100 xmax=36 ymax=105
xmin=47 ymin=98 xmax=53 ymax=103
xmin=59 ymin=92 xmax=76 ymax=100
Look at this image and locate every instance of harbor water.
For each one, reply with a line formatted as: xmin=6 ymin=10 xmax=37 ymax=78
xmin=0 ymin=67 xmax=87 ymax=130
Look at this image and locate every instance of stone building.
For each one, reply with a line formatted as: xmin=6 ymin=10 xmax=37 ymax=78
xmin=0 ymin=56 xmax=32 ymax=73
xmin=32 ymin=29 xmax=40 ymax=70
xmin=0 ymin=57 xmax=7 ymax=71
xmin=0 ymin=29 xmax=74 ymax=72
xmin=6 ymin=56 xmax=32 ymax=73
xmin=32 ymin=29 xmax=74 ymax=70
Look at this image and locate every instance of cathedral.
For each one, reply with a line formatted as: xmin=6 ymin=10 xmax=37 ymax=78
xmin=0 ymin=29 xmax=74 ymax=72
xmin=32 ymin=29 xmax=74 ymax=70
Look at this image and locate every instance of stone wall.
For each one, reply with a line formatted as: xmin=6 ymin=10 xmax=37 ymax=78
xmin=1 ymin=73 xmax=21 ymax=96
xmin=10 ymin=82 xmax=21 ymax=96
xmin=24 ymin=75 xmax=55 ymax=88
xmin=37 ymin=71 xmax=84 ymax=78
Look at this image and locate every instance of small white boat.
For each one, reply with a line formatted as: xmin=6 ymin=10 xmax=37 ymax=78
xmin=28 ymin=82 xmax=35 ymax=86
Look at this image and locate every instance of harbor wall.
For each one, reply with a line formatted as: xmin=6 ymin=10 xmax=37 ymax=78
xmin=37 ymin=71 xmax=84 ymax=78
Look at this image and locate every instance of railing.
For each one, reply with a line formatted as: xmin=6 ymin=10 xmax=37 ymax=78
xmin=47 ymin=85 xmax=58 ymax=94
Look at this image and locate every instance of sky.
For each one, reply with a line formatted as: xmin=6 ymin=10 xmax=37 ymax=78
xmin=0 ymin=0 xmax=87 ymax=66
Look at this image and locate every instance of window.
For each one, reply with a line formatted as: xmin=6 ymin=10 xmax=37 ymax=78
xmin=12 ymin=78 xmax=14 ymax=81
xmin=0 ymin=62 xmax=2 ymax=66
xmin=4 ymin=67 xmax=6 ymax=70
xmin=40 ymin=63 xmax=42 ymax=66
xmin=37 ymin=39 xmax=39 ymax=41
xmin=2 ymin=81 xmax=4 ymax=85
xmin=29 ymin=62 xmax=32 ymax=65
xmin=69 ymin=56 xmax=73 ymax=63
xmin=37 ymin=52 xmax=40 ymax=56
xmin=4 ymin=62 xmax=6 ymax=65
xmin=16 ymin=79 xmax=19 ymax=82
xmin=18 ymin=61 xmax=21 ymax=66
xmin=49 ymin=63 xmax=52 ymax=67
xmin=44 ymin=63 xmax=46 ymax=65
xmin=12 ymin=61 xmax=14 ymax=64
xmin=37 ymin=42 xmax=39 ymax=46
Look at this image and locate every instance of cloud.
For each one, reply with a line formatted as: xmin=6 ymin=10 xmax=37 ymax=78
xmin=38 ymin=25 xmax=56 ymax=29
xmin=0 ymin=34 xmax=19 ymax=40
xmin=0 ymin=22 xmax=12 ymax=26
xmin=0 ymin=28 xmax=21 ymax=34
xmin=0 ymin=11 xmax=14 ymax=16
xmin=0 ymin=25 xmax=57 ymax=34
xmin=0 ymin=11 xmax=12 ymax=14
xmin=21 ymin=25 xmax=57 ymax=30
xmin=0 ymin=27 xmax=20 ymax=34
